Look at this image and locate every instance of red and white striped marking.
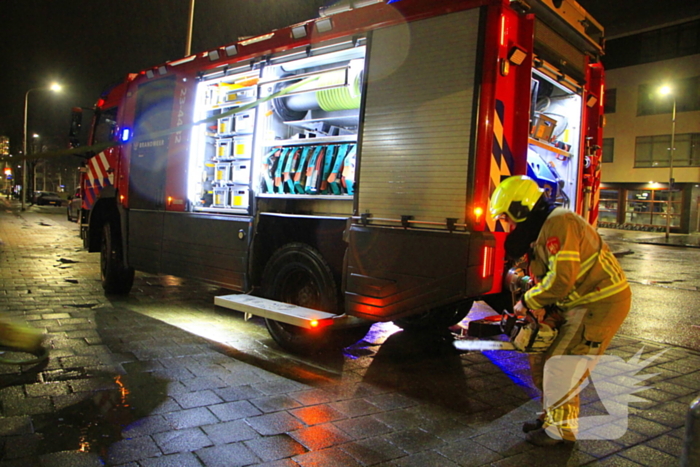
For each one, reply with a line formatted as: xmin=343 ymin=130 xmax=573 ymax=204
xmin=84 ymin=151 xmax=114 ymax=209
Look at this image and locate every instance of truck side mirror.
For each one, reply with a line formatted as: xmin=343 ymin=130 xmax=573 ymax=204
xmin=69 ymin=107 xmax=83 ymax=148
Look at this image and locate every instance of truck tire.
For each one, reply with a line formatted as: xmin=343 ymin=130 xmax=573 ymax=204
xmin=101 ymin=220 xmax=134 ymax=295
xmin=394 ymin=301 xmax=472 ymax=333
xmin=261 ymin=243 xmax=365 ymax=354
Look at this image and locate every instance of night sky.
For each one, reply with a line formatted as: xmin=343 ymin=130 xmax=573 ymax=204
xmin=0 ymin=0 xmax=328 ymax=155
xmin=0 ymin=0 xmax=695 ymax=157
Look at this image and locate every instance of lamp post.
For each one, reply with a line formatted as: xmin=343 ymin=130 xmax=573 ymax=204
xmin=185 ymin=0 xmax=195 ymax=56
xmin=22 ymin=83 xmax=61 ymax=211
xmin=32 ymin=134 xmax=40 ymax=196
xmin=659 ymin=85 xmax=676 ymax=240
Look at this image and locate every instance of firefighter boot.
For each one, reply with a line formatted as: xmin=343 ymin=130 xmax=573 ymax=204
xmin=522 ymin=417 xmax=544 ymax=433
xmin=526 ymin=427 xmax=575 ymax=447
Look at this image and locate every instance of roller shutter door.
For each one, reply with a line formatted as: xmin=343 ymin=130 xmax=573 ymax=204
xmin=357 ymin=8 xmax=480 ymax=227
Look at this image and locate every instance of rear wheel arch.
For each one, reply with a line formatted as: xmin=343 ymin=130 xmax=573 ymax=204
xmin=261 ymin=242 xmax=340 ymax=314
xmin=251 ymin=215 xmax=347 ymax=289
xmin=260 ymin=242 xmax=369 ymax=354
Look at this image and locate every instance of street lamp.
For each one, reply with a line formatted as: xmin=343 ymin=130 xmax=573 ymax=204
xmin=659 ymin=85 xmax=676 ymax=240
xmin=22 ymin=82 xmax=62 ymax=211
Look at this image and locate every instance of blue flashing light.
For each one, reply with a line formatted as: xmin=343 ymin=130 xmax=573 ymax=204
xmin=121 ymin=128 xmax=131 ymax=142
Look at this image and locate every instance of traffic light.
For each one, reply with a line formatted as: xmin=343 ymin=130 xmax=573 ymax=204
xmin=4 ymin=167 xmax=12 ymax=180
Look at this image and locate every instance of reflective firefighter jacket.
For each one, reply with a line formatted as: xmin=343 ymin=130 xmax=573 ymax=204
xmin=522 ymin=208 xmax=629 ymax=311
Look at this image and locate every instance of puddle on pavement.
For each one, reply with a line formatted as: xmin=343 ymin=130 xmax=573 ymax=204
xmin=33 ymin=372 xmax=169 ymax=458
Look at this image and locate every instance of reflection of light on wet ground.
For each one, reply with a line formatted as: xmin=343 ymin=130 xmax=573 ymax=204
xmin=343 ymin=322 xmax=401 ymax=359
xmin=78 ymin=436 xmax=89 ymax=452
xmin=115 ymin=375 xmax=131 ymax=406
xmin=483 ymin=350 xmax=535 ymax=393
xmin=34 ymin=372 xmax=170 ymax=460
xmin=458 ymin=303 xmax=538 ymax=397
xmin=177 ymin=321 xmax=238 ymax=342
xmin=156 ymin=275 xmax=185 ymax=287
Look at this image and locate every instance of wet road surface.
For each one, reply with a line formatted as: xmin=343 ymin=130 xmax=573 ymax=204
xmin=1 ymin=202 xmax=698 ymax=466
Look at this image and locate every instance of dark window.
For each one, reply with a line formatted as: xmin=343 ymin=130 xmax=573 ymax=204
xmin=635 ymin=133 xmax=700 ymax=167
xmin=604 ymin=19 xmax=700 ymax=69
xmin=93 ymin=107 xmax=118 ymax=144
xmin=638 ymin=76 xmax=700 ymax=116
xmin=602 ymin=138 xmax=614 ymax=163
xmin=604 ymin=88 xmax=616 ymax=114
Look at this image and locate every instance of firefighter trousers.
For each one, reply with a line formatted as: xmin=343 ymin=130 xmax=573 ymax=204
xmin=528 ymin=287 xmax=631 ymax=441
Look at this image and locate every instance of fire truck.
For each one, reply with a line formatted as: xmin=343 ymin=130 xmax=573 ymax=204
xmin=71 ymin=0 xmax=605 ymax=353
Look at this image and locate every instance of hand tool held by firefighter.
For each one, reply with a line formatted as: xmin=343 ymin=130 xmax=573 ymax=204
xmin=453 ymin=310 xmax=557 ymax=353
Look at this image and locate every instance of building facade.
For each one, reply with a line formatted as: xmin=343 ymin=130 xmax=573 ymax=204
xmin=600 ymin=19 xmax=700 ymax=233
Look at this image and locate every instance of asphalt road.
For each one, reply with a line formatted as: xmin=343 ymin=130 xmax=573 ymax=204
xmin=615 ymin=243 xmax=700 ymax=352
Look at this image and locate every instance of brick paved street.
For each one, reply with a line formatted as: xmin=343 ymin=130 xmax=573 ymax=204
xmin=1 ymin=199 xmax=698 ymax=466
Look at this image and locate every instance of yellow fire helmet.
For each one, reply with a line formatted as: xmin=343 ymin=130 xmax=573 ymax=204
xmin=489 ymin=175 xmax=544 ymax=223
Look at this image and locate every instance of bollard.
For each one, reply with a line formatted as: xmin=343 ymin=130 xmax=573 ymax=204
xmin=682 ymin=395 xmax=700 ymax=467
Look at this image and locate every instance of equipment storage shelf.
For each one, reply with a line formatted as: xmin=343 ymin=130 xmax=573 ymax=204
xmin=528 ymin=137 xmax=572 ymax=159
xmin=255 ymin=45 xmax=366 ymax=199
xmin=263 ymin=135 xmax=357 ymax=147
xmin=190 ymin=70 xmax=260 ymax=213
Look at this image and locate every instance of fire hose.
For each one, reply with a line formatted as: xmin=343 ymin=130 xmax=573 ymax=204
xmin=0 ymin=320 xmax=49 ymax=365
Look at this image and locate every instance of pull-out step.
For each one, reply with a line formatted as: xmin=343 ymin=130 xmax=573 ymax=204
xmin=215 ymin=294 xmax=340 ymax=329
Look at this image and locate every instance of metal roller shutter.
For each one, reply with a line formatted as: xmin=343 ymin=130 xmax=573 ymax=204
xmin=357 ymin=8 xmax=480 ymax=227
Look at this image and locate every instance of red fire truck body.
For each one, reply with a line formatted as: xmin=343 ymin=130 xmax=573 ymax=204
xmin=75 ymin=0 xmax=605 ymax=352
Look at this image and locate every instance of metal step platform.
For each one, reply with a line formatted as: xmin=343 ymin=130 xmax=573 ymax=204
xmin=214 ymin=294 xmax=339 ymax=329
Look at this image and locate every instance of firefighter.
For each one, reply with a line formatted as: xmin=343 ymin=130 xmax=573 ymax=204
xmin=489 ymin=175 xmax=631 ymax=446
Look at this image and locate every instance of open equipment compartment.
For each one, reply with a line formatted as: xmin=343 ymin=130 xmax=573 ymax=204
xmin=527 ymin=68 xmax=583 ymax=211
xmin=189 ymin=67 xmax=259 ymax=213
xmin=188 ymin=40 xmax=367 ymax=213
xmin=254 ymin=41 xmax=366 ymax=199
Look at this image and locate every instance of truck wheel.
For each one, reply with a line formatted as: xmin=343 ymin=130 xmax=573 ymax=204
xmin=101 ymin=221 xmax=134 ymax=295
xmin=261 ymin=243 xmax=342 ymax=354
xmin=395 ymin=301 xmax=472 ymax=333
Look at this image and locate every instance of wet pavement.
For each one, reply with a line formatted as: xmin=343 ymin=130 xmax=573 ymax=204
xmin=1 ymin=199 xmax=699 ymax=466
xmin=600 ymin=228 xmax=700 ymax=250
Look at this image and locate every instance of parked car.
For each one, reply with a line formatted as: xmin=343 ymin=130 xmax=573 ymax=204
xmin=67 ymin=190 xmax=81 ymax=222
xmin=34 ymin=191 xmax=65 ymax=206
